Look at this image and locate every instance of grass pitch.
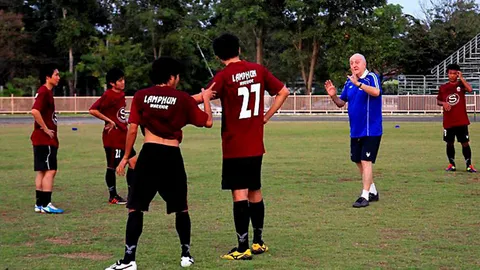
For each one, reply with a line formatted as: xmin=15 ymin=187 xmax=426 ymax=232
xmin=0 ymin=120 xmax=479 ymax=269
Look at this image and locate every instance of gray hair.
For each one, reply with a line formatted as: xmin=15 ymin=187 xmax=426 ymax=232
xmin=350 ymin=53 xmax=366 ymax=64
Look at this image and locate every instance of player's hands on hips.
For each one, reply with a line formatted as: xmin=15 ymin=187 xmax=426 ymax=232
xmin=116 ymin=158 xmax=128 ymax=176
xmin=42 ymin=127 xmax=55 ymax=139
xmin=105 ymin=120 xmax=116 ymax=133
xmin=443 ymin=102 xmax=451 ymax=111
xmin=324 ymin=80 xmax=337 ymax=97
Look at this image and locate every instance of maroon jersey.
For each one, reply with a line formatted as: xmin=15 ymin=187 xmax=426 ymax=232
xmin=129 ymin=86 xmax=208 ymax=143
xmin=437 ymin=81 xmax=470 ymax=129
xmin=31 ymin=85 xmax=59 ymax=147
xmin=209 ymin=61 xmax=284 ymax=159
xmin=90 ymin=89 xmax=128 ymax=149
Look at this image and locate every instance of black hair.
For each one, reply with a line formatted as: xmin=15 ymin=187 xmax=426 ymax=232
xmin=150 ymin=57 xmax=184 ymax=85
xmin=106 ymin=68 xmax=125 ymax=88
xmin=39 ymin=65 xmax=57 ymax=84
xmin=213 ymin=33 xmax=240 ymax=61
xmin=446 ymin=64 xmax=461 ymax=72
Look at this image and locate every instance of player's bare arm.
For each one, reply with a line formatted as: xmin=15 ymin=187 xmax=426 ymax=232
xmin=31 ymin=108 xmax=55 ymax=138
xmin=347 ymin=74 xmax=380 ymax=97
xmin=202 ymin=86 xmax=215 ymax=128
xmin=324 ymin=80 xmax=346 ymax=108
xmin=458 ymin=71 xmax=473 ymax=92
xmin=89 ymin=109 xmax=117 ymax=133
xmin=117 ymin=123 xmax=138 ymax=176
xmin=264 ymin=86 xmax=290 ymax=124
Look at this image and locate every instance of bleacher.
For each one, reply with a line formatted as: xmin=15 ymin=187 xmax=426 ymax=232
xmin=398 ymin=33 xmax=480 ymax=95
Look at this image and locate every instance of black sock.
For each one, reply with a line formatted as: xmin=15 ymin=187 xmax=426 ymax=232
xmin=233 ymin=200 xmax=250 ymax=252
xmin=124 ymin=211 xmax=143 ymax=263
xmin=462 ymin=145 xmax=472 ymax=167
xmin=36 ymin=190 xmax=42 ymax=206
xmin=43 ymin=191 xmax=52 ymax=207
xmin=175 ymin=211 xmax=191 ymax=256
xmin=106 ymin=168 xmax=117 ymax=198
xmin=249 ymin=200 xmax=265 ymax=245
xmin=447 ymin=144 xmax=456 ymax=166
xmin=126 ymin=168 xmax=135 ymax=196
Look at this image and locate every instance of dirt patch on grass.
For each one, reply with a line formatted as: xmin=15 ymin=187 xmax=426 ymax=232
xmin=46 ymin=237 xmax=72 ymax=245
xmin=338 ymin=178 xmax=356 ymax=182
xmin=60 ymin=252 xmax=112 ymax=260
xmin=380 ymin=228 xmax=410 ymax=240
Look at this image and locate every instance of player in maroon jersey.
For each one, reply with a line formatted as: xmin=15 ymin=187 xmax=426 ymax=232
xmin=437 ymin=64 xmax=476 ymax=172
xmin=105 ymin=57 xmax=214 ymax=270
xmin=207 ymin=33 xmax=290 ymax=260
xmin=31 ymin=66 xmax=64 ymax=214
xmin=89 ymin=68 xmax=137 ymax=204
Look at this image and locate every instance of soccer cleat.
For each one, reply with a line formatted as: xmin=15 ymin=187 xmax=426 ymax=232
xmin=445 ymin=164 xmax=456 ymax=171
xmin=180 ymin=255 xmax=194 ymax=267
xmin=467 ymin=165 xmax=477 ymax=173
xmin=109 ymin=195 xmax=127 ymax=205
xmin=221 ymin=248 xmax=252 ymax=260
xmin=41 ymin=203 xmax=64 ymax=214
xmin=251 ymin=243 xmax=269 ymax=255
xmin=369 ymin=192 xmax=379 ymax=202
xmin=35 ymin=205 xmax=42 ymax=213
xmin=105 ymin=260 xmax=137 ymax=270
xmin=352 ymin=197 xmax=369 ymax=208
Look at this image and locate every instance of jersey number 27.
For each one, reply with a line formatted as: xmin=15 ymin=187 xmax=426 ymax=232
xmin=238 ymin=83 xmax=261 ymax=119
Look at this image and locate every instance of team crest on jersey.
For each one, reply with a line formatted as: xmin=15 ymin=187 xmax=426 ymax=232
xmin=52 ymin=112 xmax=58 ymax=125
xmin=447 ymin=93 xmax=460 ymax=106
xmin=456 ymin=86 xmax=461 ymax=92
xmin=117 ymin=107 xmax=127 ymax=123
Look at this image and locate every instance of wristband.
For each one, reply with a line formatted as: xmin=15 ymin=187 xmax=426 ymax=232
xmin=358 ymin=83 xmax=363 ymax=88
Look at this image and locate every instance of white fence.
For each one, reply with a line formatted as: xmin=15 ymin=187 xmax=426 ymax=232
xmin=0 ymin=93 xmax=478 ymax=114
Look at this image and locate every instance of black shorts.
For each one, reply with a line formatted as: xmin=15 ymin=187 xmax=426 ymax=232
xmin=443 ymin=125 xmax=469 ymax=143
xmin=33 ymin=145 xmax=58 ymax=171
xmin=127 ymin=143 xmax=187 ymax=214
xmin=350 ymin=136 xmax=382 ymax=163
xmin=222 ymin=155 xmax=263 ymax=191
xmin=104 ymin=147 xmax=136 ymax=169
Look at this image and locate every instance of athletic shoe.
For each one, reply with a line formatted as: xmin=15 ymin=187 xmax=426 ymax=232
xmin=221 ymin=248 xmax=252 ymax=260
xmin=251 ymin=243 xmax=269 ymax=254
xmin=35 ymin=205 xmax=42 ymax=213
xmin=445 ymin=164 xmax=456 ymax=171
xmin=352 ymin=197 xmax=369 ymax=208
xmin=467 ymin=165 xmax=477 ymax=173
xmin=180 ymin=255 xmax=194 ymax=267
xmin=41 ymin=203 xmax=64 ymax=214
xmin=369 ymin=192 xmax=379 ymax=202
xmin=109 ymin=195 xmax=127 ymax=205
xmin=105 ymin=260 xmax=137 ymax=270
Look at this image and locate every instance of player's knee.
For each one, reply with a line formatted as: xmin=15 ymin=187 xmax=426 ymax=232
xmin=232 ymin=189 xmax=249 ymax=201
xmin=461 ymin=142 xmax=469 ymax=147
xmin=446 ymin=142 xmax=455 ymax=146
xmin=248 ymin=189 xmax=263 ymax=202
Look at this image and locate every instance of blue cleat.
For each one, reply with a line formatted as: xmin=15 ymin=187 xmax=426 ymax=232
xmin=41 ymin=203 xmax=64 ymax=214
xmin=35 ymin=205 xmax=42 ymax=213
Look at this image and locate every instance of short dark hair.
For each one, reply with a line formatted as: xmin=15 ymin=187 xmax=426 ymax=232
xmin=106 ymin=68 xmax=125 ymax=88
xmin=150 ymin=57 xmax=183 ymax=85
xmin=446 ymin=64 xmax=461 ymax=72
xmin=39 ymin=65 xmax=57 ymax=84
xmin=213 ymin=33 xmax=240 ymax=61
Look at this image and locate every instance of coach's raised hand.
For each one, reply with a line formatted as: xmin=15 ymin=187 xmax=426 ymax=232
xmin=324 ymin=80 xmax=337 ymax=97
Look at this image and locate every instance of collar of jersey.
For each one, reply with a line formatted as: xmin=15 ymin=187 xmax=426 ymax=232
xmin=359 ymin=69 xmax=369 ymax=79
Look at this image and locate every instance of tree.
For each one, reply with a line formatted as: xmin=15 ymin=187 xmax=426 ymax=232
xmin=0 ymin=10 xmax=28 ymax=85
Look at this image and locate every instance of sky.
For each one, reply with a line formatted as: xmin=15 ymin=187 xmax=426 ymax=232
xmin=388 ymin=0 xmax=480 ymax=19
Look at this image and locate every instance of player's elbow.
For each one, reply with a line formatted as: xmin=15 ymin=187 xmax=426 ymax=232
xmin=371 ymin=89 xmax=380 ymax=97
xmin=205 ymin=119 xmax=213 ymax=128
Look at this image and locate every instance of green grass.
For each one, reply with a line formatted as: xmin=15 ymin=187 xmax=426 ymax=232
xmin=0 ymin=121 xmax=479 ymax=269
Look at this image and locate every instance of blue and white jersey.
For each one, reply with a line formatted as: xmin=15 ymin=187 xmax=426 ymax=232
xmin=339 ymin=70 xmax=382 ymax=138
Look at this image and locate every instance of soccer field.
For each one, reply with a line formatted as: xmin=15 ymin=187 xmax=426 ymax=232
xmin=1 ymin=121 xmax=479 ymax=269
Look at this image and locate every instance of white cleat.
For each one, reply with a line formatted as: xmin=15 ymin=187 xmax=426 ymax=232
xmin=181 ymin=256 xmax=194 ymax=267
xmin=105 ymin=260 xmax=137 ymax=270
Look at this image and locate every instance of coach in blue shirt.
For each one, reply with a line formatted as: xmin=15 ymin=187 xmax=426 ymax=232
xmin=324 ymin=53 xmax=382 ymax=208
